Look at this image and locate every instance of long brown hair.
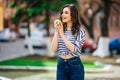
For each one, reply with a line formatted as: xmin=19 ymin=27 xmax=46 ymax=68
xmin=60 ymin=4 xmax=81 ymax=35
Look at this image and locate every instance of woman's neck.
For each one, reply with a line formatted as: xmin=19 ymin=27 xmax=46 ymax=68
xmin=67 ymin=21 xmax=72 ymax=30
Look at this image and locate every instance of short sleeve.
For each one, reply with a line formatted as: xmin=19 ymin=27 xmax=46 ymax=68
xmin=73 ymin=28 xmax=86 ymax=55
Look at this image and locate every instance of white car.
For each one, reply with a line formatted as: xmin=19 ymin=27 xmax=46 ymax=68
xmin=24 ymin=30 xmax=46 ymax=48
xmin=0 ymin=28 xmax=17 ymax=41
xmin=19 ymin=22 xmax=28 ymax=37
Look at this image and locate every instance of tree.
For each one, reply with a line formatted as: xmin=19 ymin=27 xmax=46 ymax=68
xmin=10 ymin=0 xmax=46 ymax=55
xmin=80 ymin=0 xmax=102 ymax=39
xmin=93 ymin=0 xmax=120 ymax=57
xmin=10 ymin=0 xmax=79 ymax=36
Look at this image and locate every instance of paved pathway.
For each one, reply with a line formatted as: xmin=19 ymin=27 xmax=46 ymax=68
xmin=0 ymin=39 xmax=47 ymax=61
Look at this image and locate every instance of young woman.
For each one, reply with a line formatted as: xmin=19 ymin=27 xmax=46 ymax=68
xmin=51 ymin=4 xmax=86 ymax=80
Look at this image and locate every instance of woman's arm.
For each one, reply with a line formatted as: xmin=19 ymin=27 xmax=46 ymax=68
xmin=60 ymin=29 xmax=86 ymax=53
xmin=51 ymin=19 xmax=60 ymax=52
xmin=73 ymin=29 xmax=86 ymax=53
xmin=51 ymin=31 xmax=59 ymax=52
xmin=60 ymin=35 xmax=75 ymax=52
xmin=57 ymin=22 xmax=75 ymax=52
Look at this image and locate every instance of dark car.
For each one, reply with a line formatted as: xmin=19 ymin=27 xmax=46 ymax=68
xmin=81 ymin=39 xmax=97 ymax=54
xmin=109 ymin=37 xmax=120 ymax=56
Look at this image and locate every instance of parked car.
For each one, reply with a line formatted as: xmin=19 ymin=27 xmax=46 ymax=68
xmin=38 ymin=23 xmax=47 ymax=37
xmin=18 ymin=22 xmax=28 ymax=38
xmin=0 ymin=28 xmax=17 ymax=41
xmin=24 ymin=30 xmax=46 ymax=48
xmin=81 ymin=39 xmax=97 ymax=54
xmin=109 ymin=37 xmax=120 ymax=56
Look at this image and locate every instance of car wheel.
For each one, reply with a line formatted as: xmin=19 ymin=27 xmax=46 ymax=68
xmin=83 ymin=47 xmax=91 ymax=54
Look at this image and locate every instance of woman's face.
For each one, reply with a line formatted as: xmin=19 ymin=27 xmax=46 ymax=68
xmin=61 ymin=7 xmax=71 ymax=23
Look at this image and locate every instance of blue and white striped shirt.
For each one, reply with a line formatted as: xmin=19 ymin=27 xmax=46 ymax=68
xmin=56 ymin=28 xmax=86 ymax=56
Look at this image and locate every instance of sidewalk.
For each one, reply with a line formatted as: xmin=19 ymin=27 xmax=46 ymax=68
xmin=12 ymin=65 xmax=120 ymax=80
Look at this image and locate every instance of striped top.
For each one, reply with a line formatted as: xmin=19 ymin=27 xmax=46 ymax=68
xmin=56 ymin=28 xmax=86 ymax=56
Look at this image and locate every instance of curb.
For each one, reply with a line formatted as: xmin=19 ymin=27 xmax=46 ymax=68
xmin=0 ymin=66 xmax=56 ymax=71
xmin=0 ymin=76 xmax=12 ymax=80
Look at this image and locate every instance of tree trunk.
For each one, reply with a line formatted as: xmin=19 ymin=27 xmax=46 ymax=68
xmin=45 ymin=1 xmax=55 ymax=57
xmin=93 ymin=37 xmax=110 ymax=57
xmin=45 ymin=1 xmax=50 ymax=37
xmin=80 ymin=15 xmax=94 ymax=39
xmin=88 ymin=18 xmax=94 ymax=39
xmin=100 ymin=0 xmax=111 ymax=37
xmin=27 ymin=22 xmax=34 ymax=55
xmin=93 ymin=0 xmax=112 ymax=57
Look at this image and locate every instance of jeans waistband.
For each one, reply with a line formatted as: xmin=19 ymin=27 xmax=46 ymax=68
xmin=58 ymin=56 xmax=80 ymax=62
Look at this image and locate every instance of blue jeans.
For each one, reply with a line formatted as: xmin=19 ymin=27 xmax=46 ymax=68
xmin=57 ymin=57 xmax=84 ymax=80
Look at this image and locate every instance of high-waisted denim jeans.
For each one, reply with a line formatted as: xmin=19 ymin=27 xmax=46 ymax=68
xmin=57 ymin=57 xmax=84 ymax=80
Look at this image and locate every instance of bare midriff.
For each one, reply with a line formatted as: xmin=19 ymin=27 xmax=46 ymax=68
xmin=59 ymin=54 xmax=74 ymax=59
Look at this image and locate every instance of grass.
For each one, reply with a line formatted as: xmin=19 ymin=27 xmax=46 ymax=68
xmin=0 ymin=55 xmax=103 ymax=69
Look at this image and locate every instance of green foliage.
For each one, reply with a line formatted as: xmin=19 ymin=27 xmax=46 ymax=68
xmin=11 ymin=7 xmax=28 ymax=25
xmin=50 ymin=0 xmax=79 ymax=11
xmin=10 ymin=0 xmax=46 ymax=25
xmin=10 ymin=0 xmax=78 ymax=25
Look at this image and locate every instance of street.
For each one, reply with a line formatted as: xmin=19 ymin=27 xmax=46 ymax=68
xmin=0 ymin=38 xmax=47 ymax=61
